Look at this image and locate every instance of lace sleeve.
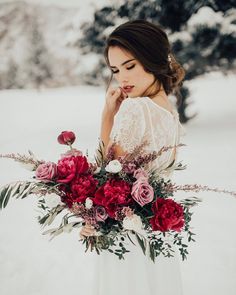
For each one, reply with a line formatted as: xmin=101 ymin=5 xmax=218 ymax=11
xmin=110 ymin=99 xmax=145 ymax=153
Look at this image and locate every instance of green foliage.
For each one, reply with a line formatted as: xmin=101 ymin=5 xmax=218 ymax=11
xmin=0 ymin=181 xmax=37 ymax=209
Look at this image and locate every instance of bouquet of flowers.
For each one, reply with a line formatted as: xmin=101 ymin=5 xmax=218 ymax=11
xmin=0 ymin=131 xmax=235 ymax=262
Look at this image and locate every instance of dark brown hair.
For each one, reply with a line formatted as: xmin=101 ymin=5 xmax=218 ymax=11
xmin=104 ymin=19 xmax=185 ymax=106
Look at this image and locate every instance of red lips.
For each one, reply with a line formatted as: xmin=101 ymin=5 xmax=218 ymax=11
xmin=122 ymin=85 xmax=134 ymax=93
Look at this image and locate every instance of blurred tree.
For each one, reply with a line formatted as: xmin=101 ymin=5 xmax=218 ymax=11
xmin=5 ymin=59 xmax=19 ymax=89
xmin=27 ymin=17 xmax=53 ymax=89
xmin=79 ymin=0 xmax=236 ymax=123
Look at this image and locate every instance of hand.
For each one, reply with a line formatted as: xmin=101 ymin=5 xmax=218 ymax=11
xmin=104 ymin=86 xmax=128 ymax=116
xmin=79 ymin=224 xmax=96 ymax=239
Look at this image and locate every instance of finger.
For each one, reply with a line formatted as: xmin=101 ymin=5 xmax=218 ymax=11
xmin=106 ymin=87 xmax=117 ymax=96
xmin=120 ymin=87 xmax=128 ymax=98
xmin=111 ymin=87 xmax=121 ymax=99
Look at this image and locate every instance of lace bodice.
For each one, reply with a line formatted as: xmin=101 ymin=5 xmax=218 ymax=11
xmin=110 ymin=96 xmax=186 ymax=176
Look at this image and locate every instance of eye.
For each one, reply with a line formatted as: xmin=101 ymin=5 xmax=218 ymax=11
xmin=126 ymin=64 xmax=135 ymax=70
xmin=111 ymin=64 xmax=135 ymax=74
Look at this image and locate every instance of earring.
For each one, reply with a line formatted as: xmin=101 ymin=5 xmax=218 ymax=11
xmin=168 ymin=54 xmax=173 ymax=69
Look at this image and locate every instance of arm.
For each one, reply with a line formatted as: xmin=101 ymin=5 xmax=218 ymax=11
xmin=100 ymin=107 xmax=127 ymax=159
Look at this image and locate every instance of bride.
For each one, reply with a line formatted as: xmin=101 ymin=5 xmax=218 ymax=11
xmin=80 ymin=19 xmax=185 ymax=295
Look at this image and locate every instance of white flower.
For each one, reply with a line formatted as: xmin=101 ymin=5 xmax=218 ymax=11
xmin=85 ymin=197 xmax=93 ymax=209
xmin=123 ymin=214 xmax=144 ymax=235
xmin=105 ymin=160 xmax=122 ymax=173
xmin=44 ymin=193 xmax=64 ymax=209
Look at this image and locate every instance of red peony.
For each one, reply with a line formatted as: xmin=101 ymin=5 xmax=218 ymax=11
xmin=93 ymin=179 xmax=132 ymax=218
xmin=150 ymin=198 xmax=184 ymax=232
xmin=61 ymin=174 xmax=98 ymax=207
xmin=57 ymin=155 xmax=89 ymax=183
xmin=71 ymin=174 xmax=98 ymax=203
xmin=57 ymin=131 xmax=76 ymax=145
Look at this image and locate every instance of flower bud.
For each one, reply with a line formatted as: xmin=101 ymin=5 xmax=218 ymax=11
xmin=57 ymin=131 xmax=76 ymax=145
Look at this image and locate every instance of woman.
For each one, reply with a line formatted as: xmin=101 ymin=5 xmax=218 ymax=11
xmin=81 ymin=19 xmax=185 ymax=295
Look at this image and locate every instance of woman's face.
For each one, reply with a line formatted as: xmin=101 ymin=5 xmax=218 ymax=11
xmin=108 ymin=46 xmax=157 ymax=98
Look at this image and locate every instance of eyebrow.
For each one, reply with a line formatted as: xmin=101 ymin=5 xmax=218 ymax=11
xmin=110 ymin=58 xmax=136 ymax=68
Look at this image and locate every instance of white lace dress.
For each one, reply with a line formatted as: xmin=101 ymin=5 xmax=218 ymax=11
xmin=93 ymin=96 xmax=185 ymax=295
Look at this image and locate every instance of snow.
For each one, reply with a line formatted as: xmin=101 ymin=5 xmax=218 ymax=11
xmin=0 ymin=72 xmax=236 ymax=295
xmin=187 ymin=7 xmax=223 ymax=28
xmin=187 ymin=6 xmax=236 ymax=35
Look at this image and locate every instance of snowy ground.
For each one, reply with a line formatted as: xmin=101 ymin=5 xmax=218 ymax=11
xmin=0 ymin=72 xmax=236 ymax=295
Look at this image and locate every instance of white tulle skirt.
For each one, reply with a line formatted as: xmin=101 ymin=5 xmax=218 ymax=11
xmin=92 ymin=235 xmax=183 ymax=295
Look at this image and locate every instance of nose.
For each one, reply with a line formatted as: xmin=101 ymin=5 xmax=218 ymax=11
xmin=119 ymin=72 xmax=129 ymax=85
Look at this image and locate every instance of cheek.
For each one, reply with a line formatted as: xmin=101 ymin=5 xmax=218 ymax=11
xmin=135 ymin=66 xmax=154 ymax=83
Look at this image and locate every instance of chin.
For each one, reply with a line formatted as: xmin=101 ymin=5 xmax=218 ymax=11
xmin=128 ymin=92 xmax=141 ymax=98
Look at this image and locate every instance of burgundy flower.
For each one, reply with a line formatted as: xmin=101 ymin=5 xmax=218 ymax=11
xmin=60 ymin=174 xmax=98 ymax=208
xmin=57 ymin=155 xmax=89 ymax=184
xmin=93 ymin=179 xmax=132 ymax=219
xmin=57 ymin=131 xmax=76 ymax=145
xmin=150 ymin=198 xmax=184 ymax=232
xmin=70 ymin=174 xmax=98 ymax=203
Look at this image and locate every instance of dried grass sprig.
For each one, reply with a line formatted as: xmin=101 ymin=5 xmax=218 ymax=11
xmin=165 ymin=183 xmax=236 ymax=198
xmin=120 ymin=143 xmax=186 ymax=168
xmin=0 ymin=150 xmax=44 ymax=168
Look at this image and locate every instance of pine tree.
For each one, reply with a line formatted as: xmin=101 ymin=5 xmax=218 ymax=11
xmin=27 ymin=17 xmax=52 ymax=89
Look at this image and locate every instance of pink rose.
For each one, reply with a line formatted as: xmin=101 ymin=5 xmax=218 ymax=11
xmin=133 ymin=168 xmax=148 ymax=179
xmin=57 ymin=131 xmax=76 ymax=145
xmin=61 ymin=148 xmax=82 ymax=158
xmin=131 ymin=178 xmax=154 ymax=206
xmin=35 ymin=162 xmax=57 ymax=182
xmin=95 ymin=206 xmax=108 ymax=222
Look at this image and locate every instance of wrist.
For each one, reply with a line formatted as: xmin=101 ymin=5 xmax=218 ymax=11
xmin=102 ymin=106 xmax=115 ymax=119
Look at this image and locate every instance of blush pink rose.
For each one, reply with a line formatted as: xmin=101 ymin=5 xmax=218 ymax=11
xmin=95 ymin=206 xmax=108 ymax=222
xmin=131 ymin=178 xmax=154 ymax=206
xmin=61 ymin=148 xmax=82 ymax=158
xmin=35 ymin=162 xmax=57 ymax=182
xmin=133 ymin=168 xmax=148 ymax=179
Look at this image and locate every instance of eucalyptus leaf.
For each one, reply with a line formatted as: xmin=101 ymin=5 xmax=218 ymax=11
xmin=135 ymin=233 xmax=146 ymax=255
xmin=0 ymin=184 xmax=11 ymax=208
xmin=149 ymin=243 xmax=155 ymax=262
